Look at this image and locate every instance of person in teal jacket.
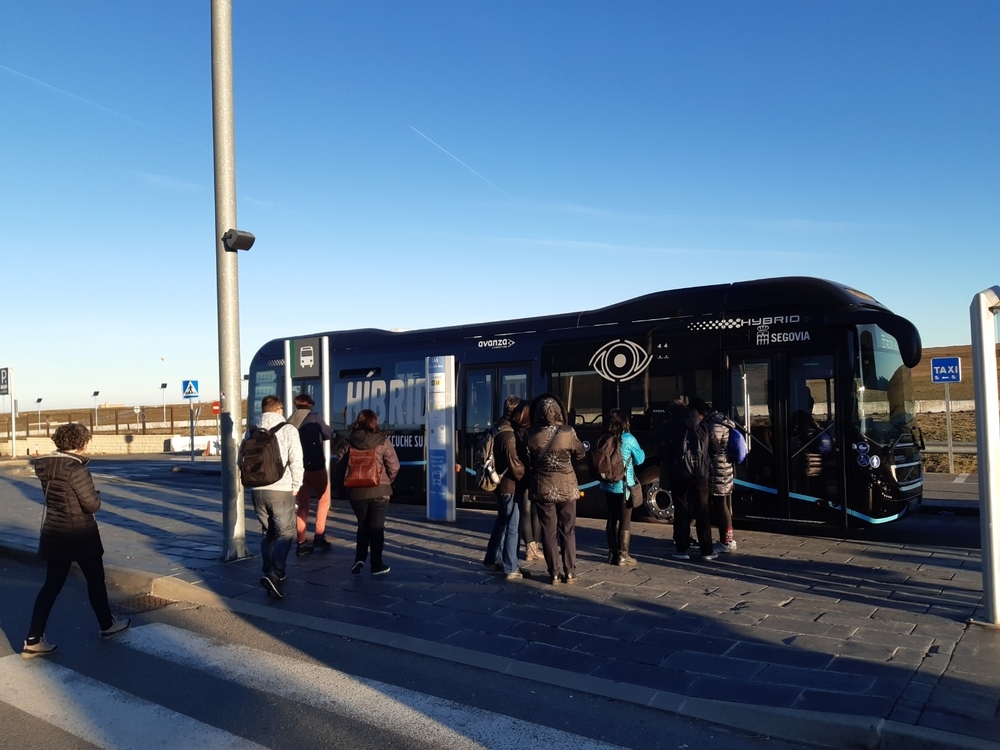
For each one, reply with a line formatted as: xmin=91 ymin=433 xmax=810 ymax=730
xmin=598 ymin=409 xmax=645 ymax=566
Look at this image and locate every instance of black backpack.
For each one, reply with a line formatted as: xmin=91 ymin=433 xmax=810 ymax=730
xmin=675 ymin=427 xmax=710 ymax=485
xmin=590 ymin=432 xmax=625 ymax=483
xmin=239 ymin=425 xmax=285 ymax=488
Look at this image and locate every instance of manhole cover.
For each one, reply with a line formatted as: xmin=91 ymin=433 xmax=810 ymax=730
xmin=110 ymin=594 xmax=176 ymax=614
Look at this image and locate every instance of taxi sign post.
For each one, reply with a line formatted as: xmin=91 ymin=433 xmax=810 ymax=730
xmin=931 ymin=357 xmax=961 ymax=473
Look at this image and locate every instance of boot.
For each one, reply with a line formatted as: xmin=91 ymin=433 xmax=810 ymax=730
xmin=606 ymin=525 xmax=619 ymax=565
xmin=527 ymin=541 xmax=543 ymax=561
xmin=619 ymin=531 xmax=638 ymax=566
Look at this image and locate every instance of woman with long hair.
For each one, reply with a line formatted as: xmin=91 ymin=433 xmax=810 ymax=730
xmin=334 ymin=409 xmax=400 ymax=575
xmin=597 ymin=409 xmax=645 ymax=566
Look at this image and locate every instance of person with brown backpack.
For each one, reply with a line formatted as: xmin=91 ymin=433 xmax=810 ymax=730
xmin=333 ymin=409 xmax=399 ymax=575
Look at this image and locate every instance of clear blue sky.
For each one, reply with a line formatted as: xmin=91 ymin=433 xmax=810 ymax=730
xmin=2 ymin=1 xmax=997 ymax=410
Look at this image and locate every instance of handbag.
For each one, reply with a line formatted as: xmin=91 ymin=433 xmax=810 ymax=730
xmin=626 ymin=481 xmax=643 ymax=509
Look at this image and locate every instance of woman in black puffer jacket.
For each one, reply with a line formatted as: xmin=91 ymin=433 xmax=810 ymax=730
xmin=22 ymin=423 xmax=130 ymax=658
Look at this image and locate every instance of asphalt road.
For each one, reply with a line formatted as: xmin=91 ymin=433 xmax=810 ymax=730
xmin=0 ymin=557 xmax=821 ymax=750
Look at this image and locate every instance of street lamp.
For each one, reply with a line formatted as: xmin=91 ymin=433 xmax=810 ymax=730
xmin=160 ymin=382 xmax=168 ymax=424
xmin=35 ymin=398 xmax=42 ymax=435
xmin=92 ymin=391 xmax=100 ymax=431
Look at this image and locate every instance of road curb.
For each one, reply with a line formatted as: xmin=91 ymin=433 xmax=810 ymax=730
xmin=87 ymin=559 xmax=995 ymax=750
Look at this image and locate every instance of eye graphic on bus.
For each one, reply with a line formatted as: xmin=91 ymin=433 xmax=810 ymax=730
xmin=589 ymin=339 xmax=652 ymax=382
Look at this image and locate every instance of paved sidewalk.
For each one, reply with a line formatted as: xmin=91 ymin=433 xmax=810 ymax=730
xmin=0 ymin=461 xmax=997 ymax=750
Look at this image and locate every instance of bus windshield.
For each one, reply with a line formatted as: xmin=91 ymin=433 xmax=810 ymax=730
xmin=854 ymin=324 xmax=916 ymax=445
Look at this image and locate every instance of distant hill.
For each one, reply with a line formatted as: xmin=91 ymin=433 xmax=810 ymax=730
xmin=913 ymin=344 xmax=999 ymax=401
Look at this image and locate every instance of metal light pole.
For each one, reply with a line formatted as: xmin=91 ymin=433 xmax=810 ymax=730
xmin=212 ymin=0 xmax=249 ymax=560
xmin=971 ymin=286 xmax=1000 ymax=625
xmin=160 ymin=382 xmax=168 ymax=424
xmin=35 ymin=398 xmax=42 ymax=436
xmin=92 ymin=391 xmax=100 ymax=432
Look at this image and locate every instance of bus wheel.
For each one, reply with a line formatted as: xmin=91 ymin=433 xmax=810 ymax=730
xmin=637 ymin=478 xmax=673 ymax=523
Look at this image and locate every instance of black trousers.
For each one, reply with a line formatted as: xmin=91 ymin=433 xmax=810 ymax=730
xmin=673 ymin=484 xmax=713 ymax=555
xmin=28 ymin=557 xmax=114 ymax=638
xmin=603 ymin=490 xmax=631 ymax=555
xmin=518 ymin=489 xmax=541 ymax=548
xmin=535 ymin=499 xmax=577 ymax=577
xmin=350 ymin=497 xmax=390 ymax=567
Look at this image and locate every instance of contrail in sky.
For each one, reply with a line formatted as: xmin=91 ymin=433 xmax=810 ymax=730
xmin=409 ymin=125 xmax=517 ymax=202
xmin=0 ymin=64 xmax=204 ymax=151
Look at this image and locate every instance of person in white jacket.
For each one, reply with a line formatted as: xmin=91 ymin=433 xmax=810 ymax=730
xmin=252 ymin=395 xmax=303 ymax=600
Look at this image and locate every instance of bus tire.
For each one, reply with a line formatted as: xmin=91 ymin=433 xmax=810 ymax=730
xmin=636 ymin=478 xmax=673 ymax=523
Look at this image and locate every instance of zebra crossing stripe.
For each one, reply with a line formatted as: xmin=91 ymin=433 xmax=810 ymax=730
xmin=0 ymin=654 xmax=268 ymax=749
xmin=122 ymin=623 xmax=626 ymax=750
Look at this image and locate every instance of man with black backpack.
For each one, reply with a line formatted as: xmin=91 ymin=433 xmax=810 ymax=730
xmin=244 ymin=395 xmax=303 ymax=599
xmin=664 ymin=397 xmax=716 ymax=561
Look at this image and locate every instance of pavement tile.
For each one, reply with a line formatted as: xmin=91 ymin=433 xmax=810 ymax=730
xmin=793 ymin=689 xmax=896 ymax=716
xmin=385 ymin=599 xmax=458 ymax=622
xmin=494 ymin=603 xmax=578 ymax=627
xmin=848 ymin=627 xmax=933 ymax=650
xmin=502 ymin=621 xmax=591 ymax=650
xmin=640 ymin=626 xmax=738 ymax=656
xmin=888 ymin=701 xmax=924 ymax=724
xmin=559 ymin=613 xmax=651 ymax=642
xmin=441 ymin=629 xmax=529 ymax=658
xmin=726 ymin=642 xmax=834 ymax=670
xmin=592 ymin=659 xmax=696 ymax=693
xmin=919 ymin=710 xmax=1000 ymax=744
xmin=757 ymin=614 xmax=858 ymax=639
xmin=378 ymin=615 xmax=461 ymax=641
xmin=684 ymin=675 xmax=801 ymax=708
xmin=827 ymin=655 xmax=916 ymax=680
xmin=761 ymin=663 xmax=876 ymax=692
xmin=514 ymin=642 xmax=606 ymax=675
xmin=660 ymin=650 xmax=767 ymax=679
xmin=439 ymin=609 xmax=517 ymax=635
xmin=573 ymin=634 xmax=672 ymax=666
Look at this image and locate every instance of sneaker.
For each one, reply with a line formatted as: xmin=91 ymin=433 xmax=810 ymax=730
xmin=261 ymin=575 xmax=284 ymax=599
xmin=99 ymin=618 xmax=132 ymax=639
xmin=718 ymin=540 xmax=737 ymax=553
xmin=702 ymin=553 xmax=720 ymax=561
xmin=312 ymin=535 xmax=332 ymax=551
xmin=296 ymin=542 xmax=313 ymax=557
xmin=671 ymin=552 xmax=690 ymax=560
xmin=504 ymin=569 xmax=524 ymax=580
xmin=22 ymin=637 xmax=57 ymax=658
xmin=371 ymin=564 xmax=391 ymax=576
xmin=351 ymin=561 xmax=364 ymax=575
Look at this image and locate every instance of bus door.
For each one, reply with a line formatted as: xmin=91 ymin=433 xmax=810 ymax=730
xmin=730 ymin=352 xmax=841 ymax=523
xmin=461 ymin=365 xmax=530 ymax=497
xmin=786 ymin=353 xmax=840 ymax=522
xmin=729 ymin=356 xmax=787 ymax=519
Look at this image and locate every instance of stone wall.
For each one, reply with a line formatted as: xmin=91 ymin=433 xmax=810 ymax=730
xmin=0 ymin=434 xmax=177 ymax=458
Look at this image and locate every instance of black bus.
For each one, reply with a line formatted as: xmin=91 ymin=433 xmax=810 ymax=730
xmin=246 ymin=277 xmax=924 ymax=528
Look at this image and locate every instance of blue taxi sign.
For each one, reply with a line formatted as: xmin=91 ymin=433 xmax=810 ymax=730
xmin=930 ymin=357 xmax=961 ymax=384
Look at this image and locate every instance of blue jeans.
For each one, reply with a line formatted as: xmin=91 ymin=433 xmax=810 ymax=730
xmin=484 ymin=492 xmax=520 ymax=574
xmin=252 ymin=489 xmax=296 ymax=578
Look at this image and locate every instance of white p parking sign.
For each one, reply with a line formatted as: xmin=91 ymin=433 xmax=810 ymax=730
xmin=0 ymin=367 xmax=8 ymax=396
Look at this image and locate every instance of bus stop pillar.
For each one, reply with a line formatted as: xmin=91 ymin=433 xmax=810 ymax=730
xmin=971 ymin=285 xmax=1000 ymax=626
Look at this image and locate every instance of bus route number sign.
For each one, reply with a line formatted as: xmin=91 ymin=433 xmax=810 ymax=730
xmin=930 ymin=356 xmax=961 ymax=384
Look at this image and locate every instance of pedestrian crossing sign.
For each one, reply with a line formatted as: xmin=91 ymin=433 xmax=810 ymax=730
xmin=182 ymin=380 xmax=199 ymax=399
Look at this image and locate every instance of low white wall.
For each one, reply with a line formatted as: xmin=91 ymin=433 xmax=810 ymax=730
xmin=0 ymin=434 xmax=219 ymax=457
